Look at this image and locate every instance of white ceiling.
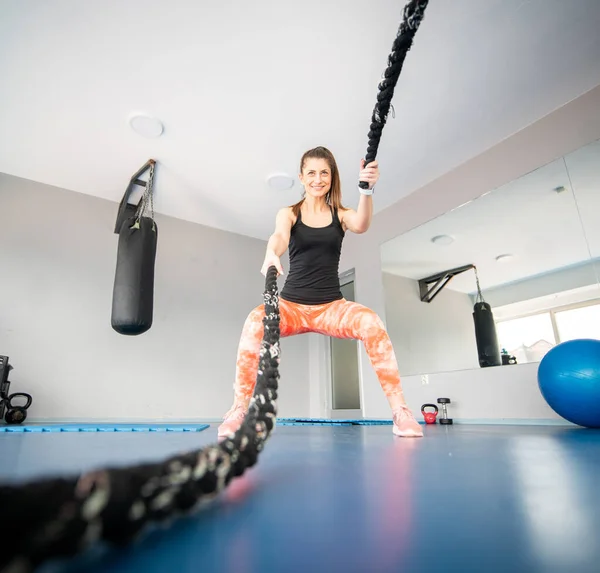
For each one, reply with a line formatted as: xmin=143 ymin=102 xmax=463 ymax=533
xmin=1 ymin=0 xmax=600 ymax=240
xmin=380 ymin=138 xmax=600 ymax=293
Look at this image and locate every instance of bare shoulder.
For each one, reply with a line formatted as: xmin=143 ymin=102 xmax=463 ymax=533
xmin=278 ymin=206 xmax=295 ymax=223
xmin=274 ymin=206 xmax=295 ymax=234
xmin=278 ymin=205 xmax=294 ymax=217
xmin=278 ymin=205 xmax=297 ymax=225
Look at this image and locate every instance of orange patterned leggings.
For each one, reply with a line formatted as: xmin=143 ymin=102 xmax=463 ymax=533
xmin=230 ymin=297 xmax=406 ymax=409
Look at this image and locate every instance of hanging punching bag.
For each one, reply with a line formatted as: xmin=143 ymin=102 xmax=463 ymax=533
xmin=111 ymin=216 xmax=158 ymax=335
xmin=473 ymin=302 xmax=501 ymax=367
xmin=471 ymin=266 xmax=501 ymax=368
xmin=111 ymin=159 xmax=158 ymax=336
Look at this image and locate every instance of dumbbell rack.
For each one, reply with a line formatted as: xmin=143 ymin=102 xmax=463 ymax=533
xmin=0 ymin=355 xmax=33 ymax=424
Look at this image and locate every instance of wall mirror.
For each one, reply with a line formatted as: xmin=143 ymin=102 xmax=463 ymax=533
xmin=379 ymin=138 xmax=600 ymax=377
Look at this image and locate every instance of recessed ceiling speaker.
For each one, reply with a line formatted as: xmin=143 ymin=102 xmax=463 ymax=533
xmin=431 ymin=235 xmax=454 ymax=246
xmin=267 ymin=173 xmax=295 ymax=191
xmin=129 ymin=113 xmax=164 ymax=138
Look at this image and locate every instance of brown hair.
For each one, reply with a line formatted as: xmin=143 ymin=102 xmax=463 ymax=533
xmin=290 ymin=146 xmax=346 ymax=218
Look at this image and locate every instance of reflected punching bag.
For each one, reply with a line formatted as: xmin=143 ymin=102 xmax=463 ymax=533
xmin=111 ymin=161 xmax=158 ymax=336
xmin=473 ymin=302 xmax=501 ymax=367
xmin=472 ymin=267 xmax=501 ymax=367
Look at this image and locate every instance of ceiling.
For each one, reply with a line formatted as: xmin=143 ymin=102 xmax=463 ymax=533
xmin=380 ymin=138 xmax=600 ymax=294
xmin=1 ymin=0 xmax=600 ymax=240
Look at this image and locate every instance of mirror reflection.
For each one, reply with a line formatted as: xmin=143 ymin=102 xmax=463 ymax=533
xmin=380 ymin=138 xmax=600 ymax=377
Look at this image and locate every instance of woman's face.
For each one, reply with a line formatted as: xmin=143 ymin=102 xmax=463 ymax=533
xmin=299 ymin=158 xmax=332 ymax=199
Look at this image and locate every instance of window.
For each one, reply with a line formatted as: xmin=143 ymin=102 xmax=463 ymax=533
xmin=495 ymin=300 xmax=600 ymax=364
xmin=496 ymin=313 xmax=556 ymax=364
xmin=554 ymin=303 xmax=600 ymax=342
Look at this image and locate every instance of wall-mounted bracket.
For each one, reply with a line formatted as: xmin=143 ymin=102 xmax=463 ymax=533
xmin=114 ymin=159 xmax=156 ymax=234
xmin=418 ymin=264 xmax=475 ymax=303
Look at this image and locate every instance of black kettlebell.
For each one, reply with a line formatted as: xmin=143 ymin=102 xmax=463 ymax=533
xmin=4 ymin=393 xmax=33 ymax=424
xmin=0 ymin=355 xmax=33 ymax=425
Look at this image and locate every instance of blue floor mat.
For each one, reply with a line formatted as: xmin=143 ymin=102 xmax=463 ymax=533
xmin=0 ymin=423 xmax=210 ymax=433
xmin=277 ymin=418 xmax=393 ymax=426
xmin=3 ymin=424 xmax=600 ymax=573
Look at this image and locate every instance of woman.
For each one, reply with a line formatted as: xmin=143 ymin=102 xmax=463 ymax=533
xmin=219 ymin=146 xmax=423 ymax=439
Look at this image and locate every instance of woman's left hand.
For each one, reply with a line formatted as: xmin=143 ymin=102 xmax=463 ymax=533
xmin=359 ymin=159 xmax=379 ymax=190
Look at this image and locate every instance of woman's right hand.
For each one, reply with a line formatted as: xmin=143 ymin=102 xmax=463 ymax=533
xmin=261 ymin=249 xmax=284 ymax=276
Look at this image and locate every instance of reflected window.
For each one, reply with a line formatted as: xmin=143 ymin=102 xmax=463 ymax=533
xmin=495 ymin=300 xmax=600 ymax=364
xmin=555 ymin=303 xmax=600 ymax=341
xmin=496 ymin=313 xmax=556 ymax=364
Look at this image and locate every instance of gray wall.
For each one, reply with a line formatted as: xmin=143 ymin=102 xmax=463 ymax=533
xmin=382 ymin=272 xmax=478 ymax=377
xmin=0 ymin=173 xmax=309 ymax=423
xmin=401 ymin=361 xmax=564 ymax=424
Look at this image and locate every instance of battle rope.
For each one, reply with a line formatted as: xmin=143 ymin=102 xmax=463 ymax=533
xmin=0 ymin=266 xmax=281 ymax=573
xmin=359 ymin=0 xmax=430 ymax=188
xmin=0 ymin=3 xmax=431 ymax=569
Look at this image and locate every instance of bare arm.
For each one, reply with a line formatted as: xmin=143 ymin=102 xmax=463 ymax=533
xmin=261 ymin=207 xmax=293 ymax=275
xmin=341 ymin=160 xmax=378 ymax=234
xmin=266 ymin=208 xmax=293 ymax=256
xmin=341 ymin=194 xmax=373 ymax=234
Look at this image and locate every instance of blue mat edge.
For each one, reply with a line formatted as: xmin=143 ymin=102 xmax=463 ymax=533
xmin=277 ymin=418 xmax=393 ymax=426
xmin=0 ymin=420 xmax=394 ymax=432
xmin=0 ymin=423 xmax=211 ymax=433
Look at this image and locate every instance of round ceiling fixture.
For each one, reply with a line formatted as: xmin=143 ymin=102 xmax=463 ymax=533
xmin=431 ymin=234 xmax=454 ymax=246
xmin=495 ymin=254 xmax=514 ymax=263
xmin=267 ymin=173 xmax=295 ymax=191
xmin=129 ymin=113 xmax=164 ymax=138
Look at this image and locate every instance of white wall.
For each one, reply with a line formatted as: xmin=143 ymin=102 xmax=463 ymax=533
xmin=382 ymin=272 xmax=478 ymax=376
xmin=0 ymin=173 xmax=310 ymax=422
xmin=330 ymin=84 xmax=600 ymax=422
xmin=401 ymin=362 xmax=564 ymax=424
xmin=480 ymin=258 xmax=600 ymax=310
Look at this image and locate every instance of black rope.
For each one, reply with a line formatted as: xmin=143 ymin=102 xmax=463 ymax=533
xmin=0 ymin=266 xmax=281 ymax=573
xmin=0 ymin=5 xmax=432 ymax=569
xmin=359 ymin=0 xmax=430 ymax=188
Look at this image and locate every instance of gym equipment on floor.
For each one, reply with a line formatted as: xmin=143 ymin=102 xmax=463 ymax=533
xmin=437 ymin=397 xmax=453 ymax=425
xmin=0 ymin=356 xmax=33 ymax=425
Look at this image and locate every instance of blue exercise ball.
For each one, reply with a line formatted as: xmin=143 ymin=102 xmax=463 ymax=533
xmin=537 ymin=338 xmax=600 ymax=428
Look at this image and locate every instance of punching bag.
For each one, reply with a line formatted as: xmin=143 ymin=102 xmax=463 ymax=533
xmin=473 ymin=301 xmax=501 ymax=367
xmin=111 ymin=216 xmax=158 ymax=335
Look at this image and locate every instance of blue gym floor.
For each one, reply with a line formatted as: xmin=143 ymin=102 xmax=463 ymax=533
xmin=2 ymin=422 xmax=600 ymax=573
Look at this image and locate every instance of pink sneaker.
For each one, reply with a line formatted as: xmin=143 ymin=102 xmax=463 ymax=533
xmin=392 ymin=405 xmax=424 ymax=438
xmin=217 ymin=403 xmax=248 ymax=440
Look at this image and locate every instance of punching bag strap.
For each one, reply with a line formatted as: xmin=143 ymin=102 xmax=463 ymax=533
xmin=114 ymin=159 xmax=156 ymax=234
xmin=473 ymin=265 xmax=485 ymax=304
xmin=132 ymin=159 xmax=157 ymax=232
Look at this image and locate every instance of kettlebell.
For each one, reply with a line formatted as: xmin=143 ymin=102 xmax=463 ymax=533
xmin=421 ymin=403 xmax=438 ymax=424
xmin=0 ymin=355 xmax=33 ymax=425
xmin=4 ymin=393 xmax=32 ymax=424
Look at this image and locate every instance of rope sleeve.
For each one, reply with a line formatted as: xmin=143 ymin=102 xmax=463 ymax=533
xmin=359 ymin=0 xmax=430 ymax=188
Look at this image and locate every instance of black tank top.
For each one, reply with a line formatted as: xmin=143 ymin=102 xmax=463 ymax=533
xmin=280 ymin=205 xmax=345 ymax=305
